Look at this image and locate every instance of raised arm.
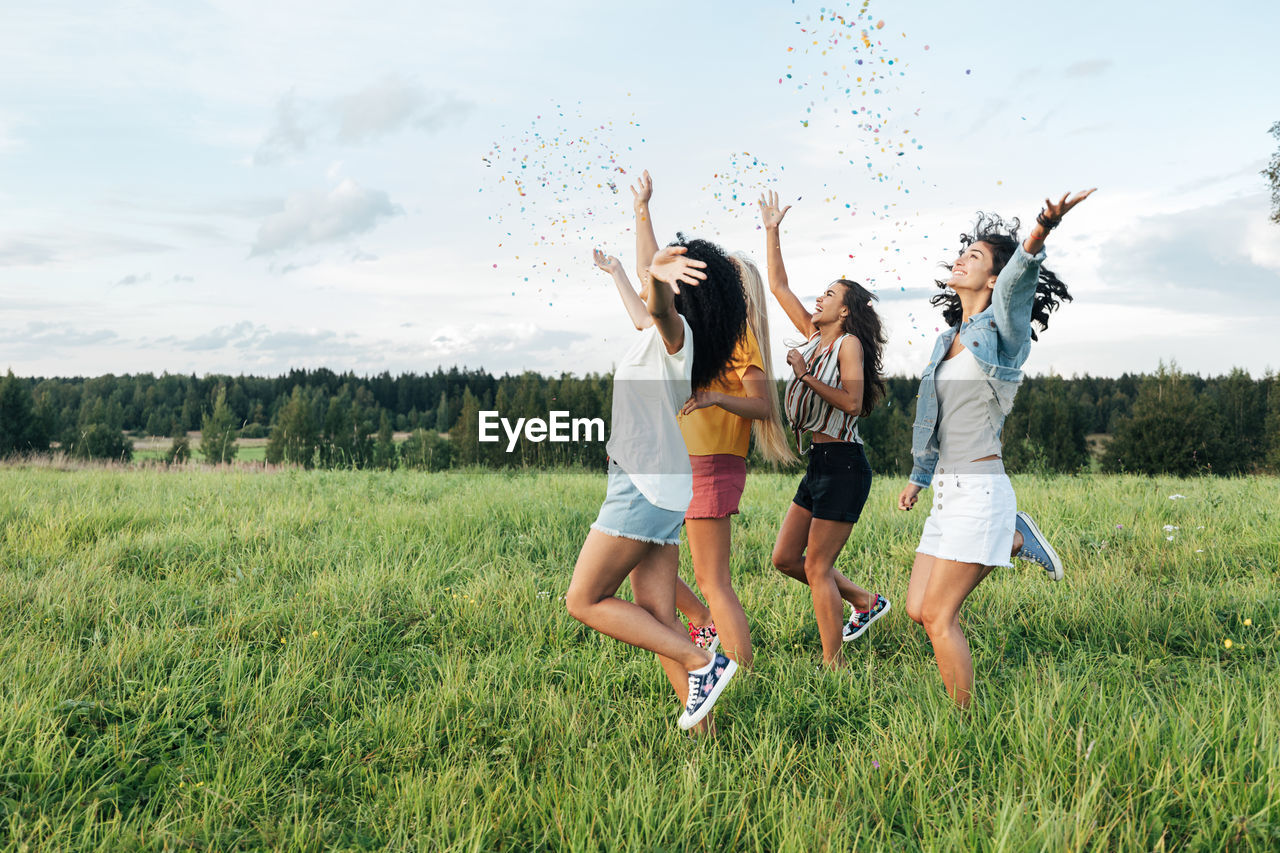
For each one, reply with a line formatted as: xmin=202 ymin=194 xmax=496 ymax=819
xmin=631 ymin=170 xmax=658 ymax=299
xmin=1022 ymin=189 xmax=1095 ymax=256
xmin=646 ymin=246 xmax=706 ymax=355
xmin=992 ymin=188 xmax=1095 ymax=351
xmin=594 ymin=248 xmax=653 ymax=330
xmin=759 ymin=190 xmax=816 ymax=338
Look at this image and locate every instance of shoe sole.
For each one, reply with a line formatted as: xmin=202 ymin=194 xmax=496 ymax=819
xmin=706 ymin=635 xmax=720 ymax=655
xmin=678 ymin=659 xmax=738 ymax=730
xmin=1017 ymin=511 xmax=1064 ymax=581
xmin=843 ymin=598 xmax=892 ymax=642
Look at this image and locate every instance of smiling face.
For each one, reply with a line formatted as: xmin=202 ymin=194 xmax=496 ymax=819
xmin=811 ymin=281 xmax=850 ymax=328
xmin=948 ymin=241 xmax=999 ymax=294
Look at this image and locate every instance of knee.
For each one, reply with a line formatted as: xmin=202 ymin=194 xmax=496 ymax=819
xmin=905 ymin=600 xmax=925 ymax=626
xmin=803 ymin=560 xmax=833 ymax=585
xmin=564 ymin=586 xmax=593 ymax=624
xmin=919 ymin=603 xmax=953 ymax=638
xmin=694 ymin=569 xmax=735 ymax=601
xmin=771 ymin=548 xmax=796 ymax=575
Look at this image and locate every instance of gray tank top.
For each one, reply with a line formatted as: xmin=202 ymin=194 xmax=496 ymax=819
xmin=934 ymin=346 xmax=1003 ymax=467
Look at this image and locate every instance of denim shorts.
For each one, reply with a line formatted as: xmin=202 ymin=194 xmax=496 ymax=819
xmin=916 ymin=459 xmax=1017 ymax=567
xmin=592 ymin=460 xmax=685 ymax=546
xmin=792 ymin=441 xmax=873 ymax=523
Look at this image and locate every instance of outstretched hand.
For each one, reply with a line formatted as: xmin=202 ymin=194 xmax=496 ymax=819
xmin=631 ymin=170 xmax=653 ymax=210
xmin=1042 ymin=188 xmax=1096 ymax=223
xmin=592 ymin=248 xmax=622 ymax=275
xmin=759 ymin=189 xmax=792 ymax=229
xmin=648 ymin=245 xmax=706 ymax=293
xmin=897 ymin=482 xmax=921 ymax=511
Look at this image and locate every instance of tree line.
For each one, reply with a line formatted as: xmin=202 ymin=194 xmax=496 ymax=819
xmin=1 ymin=364 xmax=1277 ymax=475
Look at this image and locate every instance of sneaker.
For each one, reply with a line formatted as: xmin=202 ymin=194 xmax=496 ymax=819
xmin=678 ymin=653 xmax=738 ymax=730
xmin=687 ymin=620 xmax=720 ymax=654
xmin=843 ymin=593 xmax=892 ymax=642
xmin=1015 ymin=510 xmax=1064 ymax=581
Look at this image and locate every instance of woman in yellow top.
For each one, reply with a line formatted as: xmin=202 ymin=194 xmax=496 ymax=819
xmin=629 ymin=171 xmax=794 ymax=670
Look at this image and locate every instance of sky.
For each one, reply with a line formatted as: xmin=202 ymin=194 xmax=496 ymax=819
xmin=2 ymin=0 xmax=1279 ymax=381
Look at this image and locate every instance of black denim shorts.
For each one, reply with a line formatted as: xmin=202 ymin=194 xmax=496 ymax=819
xmin=792 ymin=441 xmax=873 ymax=523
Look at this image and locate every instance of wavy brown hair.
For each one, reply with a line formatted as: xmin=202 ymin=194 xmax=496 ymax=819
xmin=833 ymin=279 xmax=887 ymax=416
xmin=931 ymin=212 xmax=1072 ymax=341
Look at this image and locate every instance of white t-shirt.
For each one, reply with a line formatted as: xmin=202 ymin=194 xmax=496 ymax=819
xmin=934 ymin=346 xmax=1003 ymax=467
xmin=605 ymin=316 xmax=694 ymax=511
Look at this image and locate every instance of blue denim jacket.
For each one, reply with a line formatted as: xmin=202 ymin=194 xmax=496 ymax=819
xmin=909 ymin=244 xmax=1047 ymax=488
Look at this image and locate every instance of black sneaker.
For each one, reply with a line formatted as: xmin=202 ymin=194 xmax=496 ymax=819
xmin=843 ymin=593 xmax=892 ymax=642
xmin=1015 ymin=510 xmax=1064 ymax=581
xmin=677 ymin=653 xmax=738 ymax=730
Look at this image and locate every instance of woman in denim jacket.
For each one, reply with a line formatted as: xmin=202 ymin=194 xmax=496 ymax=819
xmin=896 ymin=189 xmax=1094 ymax=707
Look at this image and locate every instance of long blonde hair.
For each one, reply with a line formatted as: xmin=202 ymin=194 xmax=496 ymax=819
xmin=733 ymin=252 xmax=797 ymax=466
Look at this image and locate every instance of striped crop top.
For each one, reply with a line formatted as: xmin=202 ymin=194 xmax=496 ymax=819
xmin=784 ymin=331 xmax=862 ymax=446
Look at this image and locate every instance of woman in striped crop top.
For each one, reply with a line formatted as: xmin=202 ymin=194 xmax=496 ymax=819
xmin=758 ymin=190 xmax=893 ymax=669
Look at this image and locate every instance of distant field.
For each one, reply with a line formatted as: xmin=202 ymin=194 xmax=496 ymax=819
xmin=0 ymin=467 xmax=1276 ymax=850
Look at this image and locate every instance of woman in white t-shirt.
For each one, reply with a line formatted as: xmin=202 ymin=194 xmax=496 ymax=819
xmin=567 ymin=238 xmax=750 ymax=731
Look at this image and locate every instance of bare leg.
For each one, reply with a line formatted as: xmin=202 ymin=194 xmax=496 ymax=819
xmin=566 ymin=529 xmax=711 ymax=673
xmin=802 ymin=518 xmax=858 ymax=667
xmin=674 ymin=577 xmax=713 ymax=627
xmin=628 ymin=543 xmax=699 ymax=701
xmin=917 ymin=557 xmax=988 ymax=707
xmin=686 ymin=516 xmax=751 ymax=668
xmin=771 ymin=502 xmax=875 ymax=610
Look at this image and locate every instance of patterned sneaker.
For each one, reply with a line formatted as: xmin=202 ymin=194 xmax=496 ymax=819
xmin=843 ymin=593 xmax=892 ymax=642
xmin=678 ymin=653 xmax=738 ymax=730
xmin=687 ymin=620 xmax=720 ymax=654
xmin=1015 ymin=510 xmax=1064 ymax=581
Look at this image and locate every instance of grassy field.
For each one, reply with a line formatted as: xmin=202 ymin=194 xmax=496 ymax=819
xmin=1 ymin=466 xmax=1277 ymax=851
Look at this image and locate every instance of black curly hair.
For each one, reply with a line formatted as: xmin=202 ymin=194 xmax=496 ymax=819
xmin=930 ymin=212 xmax=1072 ymax=341
xmin=832 ymin=279 xmax=887 ymax=415
xmin=670 ymin=233 xmax=747 ymax=392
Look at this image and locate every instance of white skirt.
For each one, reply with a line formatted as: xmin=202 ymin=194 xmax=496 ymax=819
xmin=916 ymin=460 xmax=1017 ymax=567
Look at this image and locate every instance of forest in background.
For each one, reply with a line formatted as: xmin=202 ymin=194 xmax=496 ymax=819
xmin=2 ymin=364 xmax=1277 ymax=476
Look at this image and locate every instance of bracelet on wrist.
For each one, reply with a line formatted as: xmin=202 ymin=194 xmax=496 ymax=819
xmin=1036 ymin=209 xmax=1062 ymax=230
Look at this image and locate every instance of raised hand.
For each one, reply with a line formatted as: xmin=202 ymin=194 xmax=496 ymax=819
xmin=593 ymin=248 xmax=622 ymax=275
xmin=1041 ymin=188 xmax=1096 ymax=224
xmin=631 ymin=169 xmax=653 ymax=211
xmin=759 ymin=189 xmax=792 ymax=229
xmin=648 ymin=245 xmax=707 ymax=293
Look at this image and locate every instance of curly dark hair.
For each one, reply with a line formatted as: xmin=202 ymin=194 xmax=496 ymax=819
xmin=930 ymin=211 xmax=1071 ymax=341
xmin=832 ymin=279 xmax=887 ymax=415
xmin=670 ymin=233 xmax=747 ymax=392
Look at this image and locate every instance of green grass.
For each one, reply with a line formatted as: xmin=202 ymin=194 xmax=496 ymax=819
xmin=1 ymin=467 xmax=1277 ymax=851
xmin=132 ymin=446 xmax=268 ymax=464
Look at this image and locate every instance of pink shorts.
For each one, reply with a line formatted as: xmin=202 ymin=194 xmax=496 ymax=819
xmin=685 ymin=454 xmax=747 ymax=520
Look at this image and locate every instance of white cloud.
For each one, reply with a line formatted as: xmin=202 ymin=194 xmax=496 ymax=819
xmin=1065 ymin=59 xmax=1113 ymax=77
xmin=331 ymin=74 xmax=472 ymax=143
xmin=252 ymin=76 xmax=472 ymax=164
xmin=252 ymin=91 xmax=311 ymax=165
xmin=0 ymin=232 xmax=172 ymax=267
xmin=250 ymin=178 xmax=402 ymax=256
